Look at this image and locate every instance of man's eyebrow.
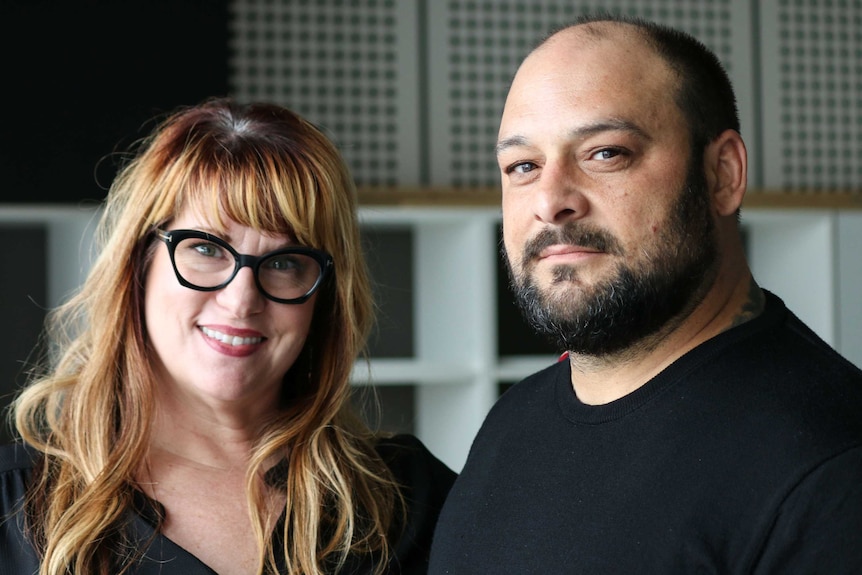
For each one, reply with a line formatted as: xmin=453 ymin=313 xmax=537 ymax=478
xmin=495 ymin=119 xmax=650 ymax=158
xmin=570 ymin=119 xmax=650 ymax=140
xmin=495 ymin=135 xmax=528 ymax=158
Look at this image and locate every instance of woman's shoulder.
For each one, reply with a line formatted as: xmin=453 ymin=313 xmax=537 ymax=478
xmin=374 ymin=433 xmax=457 ymax=512
xmin=373 ymin=435 xmax=457 ymax=574
xmin=0 ymin=442 xmax=37 ymax=518
xmin=0 ymin=442 xmax=38 ymax=507
xmin=374 ymin=433 xmax=457 ymax=488
xmin=0 ymin=443 xmax=42 ymax=572
xmin=0 ymin=442 xmax=38 ymax=475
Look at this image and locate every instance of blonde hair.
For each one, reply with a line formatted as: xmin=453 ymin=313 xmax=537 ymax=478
xmin=14 ymin=98 xmax=401 ymax=574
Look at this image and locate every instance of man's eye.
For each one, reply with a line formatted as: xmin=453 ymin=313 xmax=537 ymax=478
xmin=590 ymin=148 xmax=622 ymax=161
xmin=506 ymin=162 xmax=537 ymax=174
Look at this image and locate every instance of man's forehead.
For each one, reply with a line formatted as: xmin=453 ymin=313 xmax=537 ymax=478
xmin=498 ymin=29 xmax=686 ymax=152
xmin=539 ymin=21 xmax=647 ymax=52
xmin=505 ymin=24 xmax=676 ymax=114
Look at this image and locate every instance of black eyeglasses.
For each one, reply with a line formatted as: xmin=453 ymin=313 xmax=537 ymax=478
xmin=156 ymin=229 xmax=333 ymax=304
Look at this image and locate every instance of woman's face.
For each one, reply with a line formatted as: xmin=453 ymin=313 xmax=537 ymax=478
xmin=144 ymin=206 xmax=318 ymax=418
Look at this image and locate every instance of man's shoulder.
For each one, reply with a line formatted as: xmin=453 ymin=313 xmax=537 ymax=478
xmin=711 ymin=291 xmax=862 ymax=388
xmin=762 ymin=291 xmax=861 ymax=372
xmin=497 ymin=358 xmax=567 ymax=404
xmin=758 ymin=294 xmax=862 ymax=397
xmin=470 ymin=359 xmax=567 ymax=435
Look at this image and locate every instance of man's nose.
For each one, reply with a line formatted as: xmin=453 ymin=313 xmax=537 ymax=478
xmin=533 ymin=161 xmax=590 ymax=224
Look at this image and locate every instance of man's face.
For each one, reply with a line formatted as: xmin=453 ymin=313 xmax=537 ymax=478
xmin=504 ymin=160 xmax=716 ymax=355
xmin=497 ymin=24 xmax=719 ymax=356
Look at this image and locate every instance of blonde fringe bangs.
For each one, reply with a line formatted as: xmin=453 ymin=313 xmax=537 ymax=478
xmin=145 ymin=120 xmax=356 ymax=262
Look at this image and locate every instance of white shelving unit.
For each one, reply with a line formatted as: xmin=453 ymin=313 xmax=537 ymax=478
xmin=355 ymin=206 xmax=558 ymax=472
xmin=742 ymin=209 xmax=862 ymax=366
xmin=1 ymin=204 xmax=860 ymax=471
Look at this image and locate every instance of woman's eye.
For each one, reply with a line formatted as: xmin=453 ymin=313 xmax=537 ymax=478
xmin=191 ymin=242 xmax=221 ymax=257
xmin=267 ymin=255 xmax=299 ymax=271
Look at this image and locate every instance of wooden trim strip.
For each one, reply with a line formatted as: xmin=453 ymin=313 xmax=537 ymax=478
xmin=357 ymin=187 xmax=862 ymax=210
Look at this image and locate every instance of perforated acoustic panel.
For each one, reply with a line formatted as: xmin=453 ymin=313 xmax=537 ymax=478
xmin=427 ymin=0 xmax=755 ymax=187
xmin=761 ymin=0 xmax=862 ymax=191
xmin=229 ymin=1 xmax=761 ymax=189
xmin=228 ymin=0 xmax=420 ymax=186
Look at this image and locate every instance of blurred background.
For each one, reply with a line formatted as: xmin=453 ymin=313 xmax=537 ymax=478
xmin=1 ymin=0 xmax=861 ymax=469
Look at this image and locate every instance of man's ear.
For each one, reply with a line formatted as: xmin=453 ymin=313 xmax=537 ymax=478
xmin=704 ymin=129 xmax=747 ymax=216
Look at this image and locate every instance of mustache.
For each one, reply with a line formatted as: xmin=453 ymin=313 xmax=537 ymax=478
xmin=522 ymin=223 xmax=623 ymax=262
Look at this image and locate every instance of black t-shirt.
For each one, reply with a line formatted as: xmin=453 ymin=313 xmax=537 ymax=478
xmin=0 ymin=434 xmax=456 ymax=574
xmin=430 ymin=292 xmax=862 ymax=574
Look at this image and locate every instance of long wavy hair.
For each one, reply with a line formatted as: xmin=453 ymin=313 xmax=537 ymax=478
xmin=13 ymin=98 xmax=401 ymax=574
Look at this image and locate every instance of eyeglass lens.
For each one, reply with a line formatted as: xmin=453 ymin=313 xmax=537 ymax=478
xmin=172 ymin=236 xmax=323 ymax=300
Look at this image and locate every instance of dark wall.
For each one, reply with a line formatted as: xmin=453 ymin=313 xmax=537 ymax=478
xmin=0 ymin=0 xmax=229 ymax=440
xmin=0 ymin=0 xmax=229 ymax=204
xmin=0 ymin=226 xmax=46 ymax=443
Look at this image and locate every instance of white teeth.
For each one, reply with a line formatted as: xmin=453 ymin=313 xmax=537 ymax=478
xmin=200 ymin=326 xmax=263 ymax=346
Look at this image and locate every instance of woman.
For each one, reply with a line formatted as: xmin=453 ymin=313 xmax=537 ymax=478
xmin=0 ymin=98 xmax=456 ymax=574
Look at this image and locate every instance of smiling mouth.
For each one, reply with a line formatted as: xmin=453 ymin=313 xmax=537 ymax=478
xmin=199 ymin=326 xmax=264 ymax=346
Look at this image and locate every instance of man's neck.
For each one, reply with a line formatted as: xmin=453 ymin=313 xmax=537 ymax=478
xmin=568 ymin=276 xmax=764 ymax=405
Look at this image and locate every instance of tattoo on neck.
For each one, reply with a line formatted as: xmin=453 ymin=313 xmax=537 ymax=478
xmin=730 ymin=280 xmax=765 ymax=328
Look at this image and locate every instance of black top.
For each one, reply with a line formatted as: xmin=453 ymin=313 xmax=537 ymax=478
xmin=429 ymin=291 xmax=862 ymax=574
xmin=0 ymin=434 xmax=456 ymax=574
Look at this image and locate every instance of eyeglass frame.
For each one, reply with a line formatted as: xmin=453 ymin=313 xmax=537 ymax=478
xmin=155 ymin=228 xmax=334 ymax=304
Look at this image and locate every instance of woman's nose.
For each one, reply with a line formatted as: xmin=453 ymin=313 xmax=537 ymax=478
xmin=215 ymin=266 xmax=265 ymax=317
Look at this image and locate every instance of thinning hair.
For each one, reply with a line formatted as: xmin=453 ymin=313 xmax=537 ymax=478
xmin=541 ymin=13 xmax=741 ymax=155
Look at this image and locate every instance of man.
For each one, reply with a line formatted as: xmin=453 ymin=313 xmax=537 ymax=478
xmin=429 ymin=15 xmax=862 ymax=574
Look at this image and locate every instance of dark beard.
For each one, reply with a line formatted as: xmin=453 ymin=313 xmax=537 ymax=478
xmin=504 ymin=162 xmax=717 ymax=357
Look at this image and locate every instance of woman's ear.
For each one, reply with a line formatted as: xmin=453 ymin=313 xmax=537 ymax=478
xmin=704 ymin=129 xmax=748 ymax=216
